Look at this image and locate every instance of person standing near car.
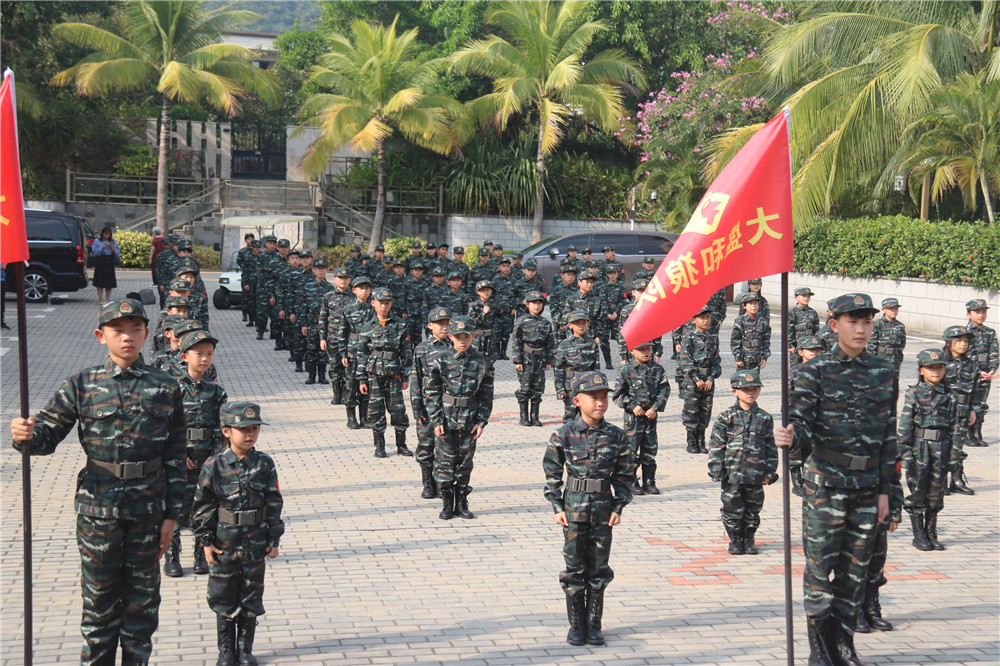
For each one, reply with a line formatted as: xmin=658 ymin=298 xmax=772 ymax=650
xmin=91 ymin=226 xmax=120 ymax=305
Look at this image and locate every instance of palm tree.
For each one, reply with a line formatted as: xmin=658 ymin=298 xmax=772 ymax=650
xmin=449 ymin=0 xmax=645 ymax=244
xmin=51 ymin=0 xmax=280 ymax=229
xmin=296 ymin=18 xmax=463 ymax=252
xmin=708 ymin=0 xmax=999 ymax=223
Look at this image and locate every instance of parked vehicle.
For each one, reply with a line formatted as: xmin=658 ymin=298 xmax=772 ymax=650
xmin=519 ymin=230 xmax=678 ymax=286
xmin=12 ymin=209 xmax=91 ymax=302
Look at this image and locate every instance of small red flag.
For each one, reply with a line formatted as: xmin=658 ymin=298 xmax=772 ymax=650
xmin=1 ymin=69 xmax=30 ymax=264
xmin=621 ymin=109 xmax=793 ymax=349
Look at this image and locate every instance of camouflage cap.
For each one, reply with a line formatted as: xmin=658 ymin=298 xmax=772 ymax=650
xmin=453 ymin=246 xmax=465 ymax=254
xmin=161 ymin=314 xmax=185 ymax=331
xmin=572 ymin=371 xmax=610 ymax=396
xmin=371 ymin=287 xmax=394 ymax=301
xmin=523 ymin=258 xmax=537 ymax=269
xmin=794 ymin=287 xmax=814 ymax=297
xmin=277 ymin=238 xmax=290 ymax=247
xmin=498 ymin=256 xmax=511 ymax=265
xmin=165 ymin=234 xmax=180 ymax=243
xmin=560 ymin=257 xmax=574 ymax=265
xmin=567 ymin=309 xmax=590 ymax=322
xmin=747 ymin=277 xmax=762 ymax=284
xmin=410 ymin=241 xmax=423 ymax=249
xmin=693 ymin=304 xmax=712 ymax=317
xmin=584 ymin=260 xmax=600 ymax=268
xmin=526 ymin=290 xmax=546 ymax=302
xmin=313 ymin=257 xmax=328 ymax=268
xmin=577 ymin=272 xmax=596 ymax=281
xmin=176 ymin=239 xmax=193 ymax=251
xmin=431 ymin=267 xmax=446 ymax=277
xmin=916 ymin=348 xmax=947 ymax=367
xmin=604 ymin=262 xmax=622 ymax=273
xmin=830 ymin=293 xmax=877 ymax=317
xmin=631 ymin=279 xmax=649 ymax=291
xmin=164 ymin=296 xmax=191 ymax=309
xmin=98 ymin=298 xmax=148 ymax=326
xmin=567 ymin=245 xmax=578 ymax=251
xmin=299 ymin=249 xmax=313 ymax=259
xmin=382 ymin=255 xmax=393 ymax=264
xmin=250 ymin=240 xmax=261 ymax=248
xmin=943 ymin=325 xmax=971 ymax=341
xmin=581 ymin=247 xmax=592 ymax=254
xmin=438 ymin=242 xmax=449 ymax=249
xmin=172 ymin=318 xmax=206 ymax=338
xmin=262 ymin=235 xmax=276 ymax=243
xmin=826 ymin=299 xmax=837 ymax=311
xmin=220 ymin=401 xmax=269 ymax=427
xmin=374 ymin=245 xmax=385 ymax=252
xmin=797 ymin=334 xmax=825 ymax=350
xmin=409 ymin=260 xmax=425 ymax=270
xmin=602 ymin=245 xmax=615 ymax=252
xmin=169 ymin=278 xmax=192 ymax=292
xmin=494 ymin=244 xmax=504 ymax=251
xmin=966 ymin=298 xmax=989 ymax=311
xmin=331 ymin=267 xmax=351 ymax=278
xmin=175 ymin=259 xmax=199 ymax=275
xmin=446 ymin=271 xmax=464 ymax=281
xmin=740 ymin=292 xmax=759 ymax=305
xmin=881 ymin=297 xmax=900 ymax=308
xmin=483 ymin=239 xmax=493 ymax=246
xmin=350 ymin=244 xmax=361 ymax=252
xmin=351 ymin=276 xmax=372 ymax=288
xmin=178 ymin=330 xmax=217 ymax=353
xmin=287 ymin=248 xmax=300 ymax=257
xmin=730 ymin=368 xmax=763 ymax=388
xmin=450 ymin=315 xmax=475 ymax=333
xmin=475 ymin=279 xmax=494 ymax=291
xmin=641 ymin=256 xmax=655 ymax=264
xmin=478 ymin=248 xmax=490 ymax=256
xmin=427 ymin=306 xmax=451 ymax=323
xmin=512 ymin=252 xmax=523 ymax=260
xmin=560 ymin=264 xmax=578 ymax=274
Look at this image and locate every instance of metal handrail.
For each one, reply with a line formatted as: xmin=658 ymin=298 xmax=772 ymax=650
xmin=322 ymin=183 xmax=442 ymax=214
xmin=120 ymin=181 xmax=222 ymax=232
xmin=67 ymin=171 xmax=204 ymax=206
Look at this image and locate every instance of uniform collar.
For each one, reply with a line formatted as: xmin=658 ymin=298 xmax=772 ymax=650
xmin=105 ymin=354 xmax=148 ymax=379
xmin=832 ymin=344 xmax=871 ymax=365
xmin=570 ymin=415 xmax=607 ymax=432
xmin=733 ymin=401 xmax=760 ymax=415
xmin=222 ymin=447 xmax=256 ymax=466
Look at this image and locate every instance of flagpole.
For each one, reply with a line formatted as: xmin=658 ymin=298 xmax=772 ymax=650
xmin=14 ymin=261 xmax=33 ymax=666
xmin=780 ymin=271 xmax=793 ymax=665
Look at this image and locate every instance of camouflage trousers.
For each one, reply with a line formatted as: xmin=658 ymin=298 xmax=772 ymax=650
xmin=560 ymin=520 xmax=615 ymax=595
xmin=904 ymin=440 xmax=949 ymax=514
xmin=595 ymin=323 xmax=612 ymax=362
xmin=950 ymin=404 xmax=972 ymax=472
xmin=303 ymin=326 xmax=322 ymax=368
xmin=343 ymin=358 xmax=365 ymax=408
xmin=241 ymin=285 xmax=256 ymax=320
xmin=77 ymin=514 xmax=162 ymax=665
xmin=561 ymin=397 xmax=580 ymax=422
xmin=515 ymin=355 xmax=547 ymax=402
xmin=285 ymin=318 xmax=305 ymax=360
xmin=365 ymin=374 xmax=409 ymax=434
xmin=178 ymin=452 xmax=211 ymax=527
xmin=972 ymin=378 xmax=992 ymax=418
xmin=720 ymin=481 xmax=765 ymax=532
xmin=801 ymin=481 xmax=878 ymax=635
xmin=434 ymin=428 xmax=477 ymax=489
xmin=496 ymin=313 xmax=514 ymax=349
xmin=681 ymin=380 xmax=715 ymax=432
xmin=208 ymin=556 xmax=267 ymax=618
xmin=255 ymin=294 xmax=274 ymax=335
xmin=407 ymin=319 xmax=425 ymax=352
xmin=414 ymin=420 xmax=436 ymax=467
xmin=623 ymin=413 xmax=658 ymax=468
xmin=473 ymin=331 xmax=499 ymax=365
xmin=865 ymin=520 xmax=890 ymax=587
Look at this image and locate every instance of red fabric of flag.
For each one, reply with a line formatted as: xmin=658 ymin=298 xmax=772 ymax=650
xmin=621 ymin=109 xmax=793 ymax=350
xmin=1 ymin=70 xmax=30 ymax=264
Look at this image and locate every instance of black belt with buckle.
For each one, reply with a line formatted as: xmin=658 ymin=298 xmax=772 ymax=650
xmin=218 ymin=507 xmax=267 ymax=527
xmin=811 ymin=444 xmax=878 ymax=471
xmin=372 ymin=350 xmax=397 ymax=360
xmin=348 ymin=333 xmax=361 ymax=340
xmin=476 ymin=328 xmax=492 ymax=336
xmin=742 ymin=340 xmax=761 ymax=349
xmin=566 ymin=477 xmax=611 ymax=493
xmin=914 ymin=427 xmax=944 ymax=441
xmin=187 ymin=427 xmax=211 ymax=441
xmin=956 ymin=394 xmax=970 ymax=405
xmin=524 ymin=345 xmax=545 ymax=355
xmin=87 ymin=457 xmax=163 ymax=480
xmin=443 ymin=394 xmax=471 ymax=407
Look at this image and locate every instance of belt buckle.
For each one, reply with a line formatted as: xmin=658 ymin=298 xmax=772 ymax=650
xmin=847 ymin=455 xmax=867 ymax=471
xmin=119 ymin=461 xmax=144 ymax=480
xmin=237 ymin=511 xmax=256 ymax=526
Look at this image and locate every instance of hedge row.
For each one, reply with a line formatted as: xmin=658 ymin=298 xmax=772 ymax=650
xmin=793 ymin=216 xmax=1000 ymax=291
xmin=114 ymin=230 xmax=218 ymax=269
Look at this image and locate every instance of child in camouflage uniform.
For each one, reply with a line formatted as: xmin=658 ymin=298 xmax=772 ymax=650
xmin=678 ymin=306 xmax=722 ymax=454
xmin=468 ymin=279 xmax=500 ymax=365
xmin=512 ymin=291 xmax=555 ymax=427
xmin=410 ymin=307 xmax=454 ymax=499
xmin=867 ymin=297 xmax=907 ymax=404
xmin=965 ymin=298 xmax=997 ymax=447
xmin=787 ymin=335 xmax=825 ymax=497
xmin=942 ymin=325 xmax=979 ymax=495
xmin=194 ymin=402 xmax=283 ymax=666
xmin=543 ymin=371 xmax=632 ymax=647
xmin=616 ymin=279 xmax=663 ymax=363
xmin=612 ymin=341 xmax=670 ymax=496
xmin=707 ymin=369 xmax=777 ymax=555
xmin=337 ymin=276 xmax=375 ymax=429
xmin=554 ymin=311 xmax=602 ymax=422
xmin=730 ymin=292 xmax=771 ymax=371
xmin=745 ymin=277 xmax=770 ymax=319
xmin=787 ymin=287 xmax=819 ymax=365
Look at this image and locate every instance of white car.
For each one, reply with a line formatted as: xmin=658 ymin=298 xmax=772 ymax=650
xmin=213 ymin=270 xmax=243 ymax=309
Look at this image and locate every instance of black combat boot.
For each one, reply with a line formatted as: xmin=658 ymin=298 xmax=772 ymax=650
xmin=317 ymin=363 xmax=329 ymax=384
xmin=359 ymin=398 xmax=370 ymax=429
xmin=629 ymin=470 xmax=645 ymax=496
xmin=697 ymin=427 xmax=709 ymax=454
xmin=373 ymin=431 xmax=387 ymax=458
xmin=256 ymin=330 xmax=264 ymax=340
xmin=743 ymin=526 xmax=759 ymax=555
xmin=529 ymin=400 xmax=542 ymax=426
xmin=924 ymin=511 xmax=944 ymax=550
xmin=790 ymin=466 xmax=805 ymax=497
xmin=806 ymin=616 xmax=833 ymax=666
xmin=518 ymin=400 xmax=530 ymax=426
xmin=975 ymin=417 xmax=988 ymax=446
xmin=602 ymin=346 xmax=613 ymax=370
xmin=724 ymin=524 xmax=744 ymax=555
xmin=950 ymin=463 xmax=974 ymax=495
xmin=216 ymin=615 xmax=238 ymax=666
xmin=395 ymin=429 xmax=413 ymax=456
xmin=826 ymin=618 xmax=864 ymax=666
xmin=346 ymin=407 xmax=361 ymax=429
xmin=864 ymin=584 xmax=892 ymax=631
xmin=331 ymin=377 xmax=344 ymax=405
xmin=565 ymin=590 xmax=587 ymax=646
xmin=193 ymin=542 xmax=209 ymax=575
xmin=236 ymin=615 xmax=258 ymax=666
xmin=642 ymin=463 xmax=660 ymax=495
xmin=164 ymin=532 xmax=182 ymax=577
xmin=910 ymin=513 xmax=933 ymax=551
xmin=294 ymin=359 xmax=304 ymax=372
xmin=585 ymin=587 xmax=605 ymax=646
xmin=420 ymin=464 xmax=437 ymax=499
xmin=246 ymin=317 xmax=255 ymax=328
xmin=272 ymin=331 xmax=282 ymax=351
xmin=242 ymin=312 xmax=248 ymax=322
xmin=685 ymin=430 xmax=699 ymax=454
xmin=454 ymin=485 xmax=475 ymax=519
xmin=855 ymin=606 xmax=872 ymax=634
xmin=439 ymin=488 xmax=455 ymax=520
xmin=304 ymin=366 xmax=316 ymax=384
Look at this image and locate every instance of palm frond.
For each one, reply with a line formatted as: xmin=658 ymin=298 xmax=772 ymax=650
xmin=181 ymin=43 xmax=254 ymax=69
xmin=702 ymin=124 xmax=765 ymax=182
xmin=538 ymin=98 xmax=569 ymax=155
xmin=57 ymin=58 xmax=158 ymax=96
xmin=52 ymin=22 xmax=148 ymax=61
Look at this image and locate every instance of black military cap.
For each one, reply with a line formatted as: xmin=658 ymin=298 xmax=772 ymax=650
xmin=438 ymin=242 xmax=449 ymax=249
xmin=450 ymin=315 xmax=475 ymax=333
xmin=351 ymin=276 xmax=372 ymax=288
xmin=494 ymin=244 xmax=504 ymax=251
xmin=475 ymin=279 xmax=494 ymax=291
xmin=350 ymin=244 xmax=362 ymax=252
xmin=917 ymin=348 xmax=947 ymax=367
xmin=371 ymin=287 xmax=394 ymax=301
xmin=453 ymin=246 xmax=465 ymax=254
xmin=374 ymin=245 xmax=385 ymax=252
xmin=830 ymin=293 xmax=877 ymax=317
xmin=331 ymin=267 xmax=351 ymax=278
xmin=427 ymin=307 xmax=451 ymax=323
xmin=523 ymin=259 xmax=538 ymax=269
xmin=730 ymin=369 xmax=763 ymax=388
xmin=314 ymin=257 xmax=328 ymax=268
xmin=512 ymin=252 xmax=523 ymax=260
xmin=526 ymin=290 xmax=546 ymax=302
xmin=178 ymin=330 xmax=217 ymax=353
xmin=164 ymin=296 xmax=190 ymax=309
xmin=251 ymin=240 xmax=261 ymax=248
xmin=221 ymin=401 xmax=268 ymax=427
xmin=572 ymin=371 xmax=610 ymax=396
xmin=172 ymin=318 xmax=206 ymax=338
xmin=98 ymin=298 xmax=148 ymax=326
xmin=411 ymin=241 xmax=423 ymax=249
xmin=482 ymin=240 xmax=493 ymax=246
xmin=169 ymin=278 xmax=192 ymax=292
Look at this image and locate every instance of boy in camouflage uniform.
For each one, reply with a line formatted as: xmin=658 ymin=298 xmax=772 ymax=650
xmin=155 ymin=234 xmax=178 ymax=308
xmin=816 ymin=300 xmax=838 ymax=352
xmin=554 ymin=311 xmax=602 ymax=422
xmin=942 ymin=326 xmax=979 ymax=495
xmin=562 ymin=273 xmax=604 ymax=343
xmin=867 ymin=297 xmax=907 ymax=403
xmin=319 ymin=267 xmax=354 ymax=403
xmin=731 ymin=292 xmax=771 ymax=371
xmin=598 ymin=266 xmax=626 ymax=369
xmin=410 ymin=308 xmax=453 ymax=499
xmin=787 ymin=335 xmax=825 ymax=497
xmin=512 ymin=291 xmax=555 ymax=427
xmin=617 ymin=279 xmax=663 ymax=363
xmin=11 ymin=299 xmax=185 ymax=665
xmin=194 ymin=402 xmax=283 ymax=666
xmin=774 ymin=293 xmax=897 ymax=666
xmin=745 ymin=277 xmax=770 ymax=319
xmin=512 ymin=259 xmax=545 ymax=316
xmin=425 ymin=316 xmax=494 ymax=520
xmin=337 ymin=276 xmax=375 ymax=429
xmin=405 ymin=261 xmax=428 ymax=348
xmin=965 ymin=299 xmax=997 ymax=447
xmin=633 ymin=256 xmax=656 ymax=283
xmin=493 ymin=257 xmax=517 ymax=359
xmin=303 ymin=257 xmax=335 ymax=385
xmin=358 ymin=287 xmax=413 ymax=458
xmin=707 ymin=369 xmax=776 ymax=555
xmin=468 ymin=279 xmax=500 ymax=365
xmin=163 ymin=330 xmax=227 ymax=580
xmin=470 ymin=248 xmax=495 ymax=288
xmin=678 ymin=306 xmax=722 ymax=454
xmin=706 ymin=287 xmax=728 ymax=335
xmin=254 ymin=236 xmax=278 ymax=341
xmin=787 ymin=287 xmax=819 ymax=365
xmin=549 ymin=265 xmax=578 ymax=342
xmin=152 ymin=296 xmax=191 ymax=353
xmin=612 ymin=341 xmax=669 ymax=496
xmin=440 ymin=271 xmax=468 ymax=317
xmin=543 ymin=371 xmax=632 ymax=647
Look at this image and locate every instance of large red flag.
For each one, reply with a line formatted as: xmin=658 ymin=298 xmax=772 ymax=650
xmin=1 ymin=69 xmax=30 ymax=264
xmin=621 ymin=108 xmax=792 ymax=349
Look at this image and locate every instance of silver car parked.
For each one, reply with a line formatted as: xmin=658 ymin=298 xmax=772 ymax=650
xmin=519 ymin=230 xmax=678 ymax=287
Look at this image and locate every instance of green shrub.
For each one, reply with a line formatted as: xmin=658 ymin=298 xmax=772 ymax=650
xmin=461 ymin=244 xmax=481 ymax=269
xmin=316 ymin=245 xmax=353 ymax=268
xmin=193 ymin=245 xmax=220 ymax=269
xmin=384 ymin=237 xmax=423 ymax=260
xmin=113 ymin=146 xmax=159 ymax=177
xmin=794 ymin=216 xmax=1000 ymax=291
xmin=114 ymin=231 xmax=151 ymax=268
xmin=547 ymin=154 xmax=632 ymax=220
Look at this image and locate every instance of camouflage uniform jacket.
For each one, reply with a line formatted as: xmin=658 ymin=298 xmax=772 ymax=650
xmin=543 ymin=416 xmax=632 ymax=522
xmin=616 ymin=301 xmax=663 ymax=360
xmin=423 ymin=283 xmax=450 ymax=312
xmin=513 ymin=274 xmax=546 ymax=314
xmin=405 ymin=277 xmax=428 ymax=319
xmin=273 ymin=257 xmax=293 ymax=312
xmin=612 ymin=360 xmax=670 ymax=413
xmin=548 ymin=282 xmax=576 ymax=328
xmin=966 ymin=321 xmax=999 ymax=374
xmin=156 ymin=351 xmax=219 ymax=384
xmin=633 ymin=268 xmax=655 ymax=284
xmin=789 ymin=346 xmax=897 ymax=493
xmin=788 ymin=304 xmax=820 ymax=351
xmin=944 ymin=350 xmax=980 ymax=412
xmin=449 ymin=261 xmax=471 ymax=293
xmin=303 ymin=278 xmax=335 ymax=330
xmin=264 ymin=254 xmax=286 ymax=305
xmin=318 ymin=288 xmax=354 ymax=345
xmin=155 ymin=249 xmax=178 ymax=288
xmin=599 ymin=281 xmax=628 ymax=325
xmin=254 ymin=251 xmax=278 ymax=301
xmin=817 ymin=320 xmax=838 ymax=352
xmin=468 ymin=296 xmax=500 ymax=334
xmin=707 ymin=402 xmax=778 ymax=485
xmin=492 ymin=274 xmax=517 ymax=315
xmin=896 ymin=381 xmax=960 ymax=462
xmin=469 ymin=262 xmax=495 ymax=288
xmin=562 ymin=290 xmax=605 ymax=333
xmin=389 ymin=275 xmax=410 ymax=304
xmin=367 ymin=263 xmax=392 ymax=288
xmin=707 ymin=288 xmax=727 ymax=326
xmin=678 ymin=329 xmax=722 ymax=383
xmin=178 ymin=374 xmax=227 ymax=460
xmin=14 ymin=355 xmax=186 ymax=520
xmin=336 ymin=300 xmax=375 ymax=361
xmin=511 ymin=314 xmax=555 ymax=366
xmin=438 ymin=289 xmax=469 ymax=318
xmin=358 ymin=315 xmax=413 ymax=380
xmin=554 ymin=336 xmax=601 ymax=397
xmin=236 ymin=246 xmax=253 ymax=275
xmin=402 ymin=253 xmax=424 ymax=271
xmin=344 ymin=256 xmax=365 ymax=277
xmin=730 ymin=312 xmax=772 ymax=364
xmin=409 ymin=336 xmax=451 ymax=421
xmin=425 ymin=347 xmax=495 ymax=431
xmin=241 ymin=251 xmax=259 ymax=289
xmin=866 ymin=317 xmax=907 ymax=370
xmin=193 ymin=447 xmax=284 ymax=561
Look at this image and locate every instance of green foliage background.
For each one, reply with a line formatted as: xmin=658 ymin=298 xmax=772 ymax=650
xmin=113 ymin=231 xmax=151 ymax=268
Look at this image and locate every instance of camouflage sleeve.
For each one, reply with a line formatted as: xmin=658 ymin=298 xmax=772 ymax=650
xmin=611 ymin=368 xmax=630 ymax=411
xmin=542 ymin=431 xmax=567 ymax=513
xmin=13 ymin=374 xmax=81 ymax=455
xmin=947 ymin=393 xmax=962 ymax=454
xmin=730 ymin=319 xmax=744 ymax=363
xmin=544 ymin=323 xmax=555 ymax=366
xmin=511 ymin=319 xmax=525 ymax=365
xmin=711 ymin=344 xmax=722 ymax=379
xmin=989 ymin=328 xmax=999 ymax=372
xmin=475 ymin=366 xmax=494 ymax=427
xmin=865 ymin=321 xmax=880 ymax=355
xmin=213 ymin=386 xmax=228 ymax=454
xmin=318 ymin=296 xmax=330 ymax=343
xmin=192 ymin=457 xmax=220 ymax=547
xmin=164 ymin=384 xmax=187 ymax=521
xmin=587 ymin=342 xmax=601 ymax=371
xmin=888 ymin=455 xmax=904 ymax=523
xmin=763 ymin=412 xmax=778 ymax=481
xmin=356 ymin=329 xmax=372 ymax=384
xmin=678 ymin=336 xmax=695 ymax=381
xmin=653 ymin=367 xmax=671 ymax=412
xmin=610 ymin=428 xmax=632 ymax=515
xmin=707 ymin=416 xmax=727 ymax=481
xmin=425 ymin=361 xmax=444 ymax=429
xmin=553 ymin=347 xmax=567 ymax=396
xmin=787 ymin=310 xmax=799 ymax=351
xmin=335 ymin=309 xmax=350 ymax=361
xmin=265 ymin=458 xmax=284 ymax=549
xmin=399 ymin=326 xmax=413 ymax=379
xmin=409 ymin=353 xmax=427 ymax=419
xmin=788 ymin=360 xmax=819 ymax=460
xmin=762 ymin=319 xmax=772 ymax=359
xmin=895 ymin=389 xmax=917 ymax=462
xmin=617 ymin=309 xmax=629 ymax=361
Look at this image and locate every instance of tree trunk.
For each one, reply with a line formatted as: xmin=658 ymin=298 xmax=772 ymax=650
xmin=531 ymin=120 xmax=546 ymax=245
xmin=369 ymin=139 xmax=387 ymax=254
xmin=982 ymin=170 xmax=996 ymax=224
xmin=157 ymin=96 xmax=171 ymax=231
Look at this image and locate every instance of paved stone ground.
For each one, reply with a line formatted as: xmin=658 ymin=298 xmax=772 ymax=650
xmin=2 ymin=270 xmax=998 ymax=665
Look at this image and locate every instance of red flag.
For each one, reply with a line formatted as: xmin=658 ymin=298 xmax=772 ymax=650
xmin=1 ymin=69 xmax=30 ymax=264
xmin=621 ymin=109 xmax=793 ymax=349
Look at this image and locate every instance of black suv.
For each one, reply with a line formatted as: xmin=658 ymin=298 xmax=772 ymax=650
xmin=13 ymin=209 xmax=91 ymax=302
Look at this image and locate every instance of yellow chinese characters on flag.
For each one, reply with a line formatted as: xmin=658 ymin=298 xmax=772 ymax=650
xmin=621 ymin=109 xmax=793 ymax=349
